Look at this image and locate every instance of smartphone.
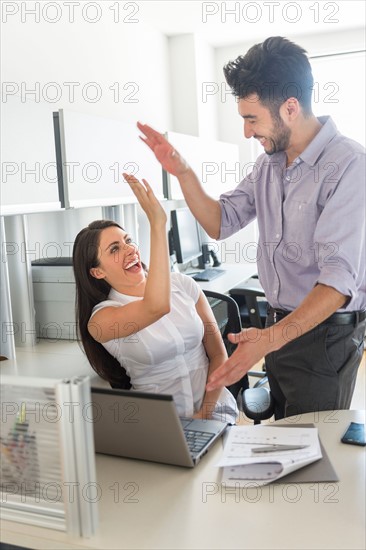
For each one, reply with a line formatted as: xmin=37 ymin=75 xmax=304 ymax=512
xmin=341 ymin=422 xmax=366 ymax=446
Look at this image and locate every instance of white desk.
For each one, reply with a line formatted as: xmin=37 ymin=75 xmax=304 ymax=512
xmin=0 ymin=339 xmax=96 ymax=379
xmin=185 ymin=262 xmax=256 ymax=294
xmin=1 ymin=410 xmax=365 ymax=550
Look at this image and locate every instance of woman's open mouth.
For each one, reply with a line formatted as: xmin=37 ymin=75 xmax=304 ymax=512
xmin=124 ymin=258 xmax=141 ymax=273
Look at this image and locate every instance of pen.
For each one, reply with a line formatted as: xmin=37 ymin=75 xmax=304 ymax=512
xmin=251 ymin=444 xmax=309 ymax=453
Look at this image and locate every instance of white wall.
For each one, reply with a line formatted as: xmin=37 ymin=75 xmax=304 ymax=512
xmin=168 ymin=33 xmax=218 ymax=139
xmin=2 ymin=8 xmax=171 ymax=126
xmin=168 ymin=35 xmax=200 ymax=136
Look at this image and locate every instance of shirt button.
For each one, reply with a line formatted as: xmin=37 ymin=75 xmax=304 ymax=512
xmin=286 ymin=176 xmax=290 ymax=181
xmin=276 ymin=233 xmax=280 ymax=238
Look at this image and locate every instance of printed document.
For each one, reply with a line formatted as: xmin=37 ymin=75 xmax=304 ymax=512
xmin=218 ymin=425 xmax=322 ymax=486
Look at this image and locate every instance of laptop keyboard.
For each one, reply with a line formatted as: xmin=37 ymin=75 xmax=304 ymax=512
xmin=184 ymin=429 xmax=215 ymax=454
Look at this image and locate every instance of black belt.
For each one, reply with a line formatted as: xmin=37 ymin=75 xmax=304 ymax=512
xmin=267 ymin=307 xmax=366 ymax=326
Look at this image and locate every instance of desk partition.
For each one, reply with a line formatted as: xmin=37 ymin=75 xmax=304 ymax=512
xmin=57 ymin=109 xmax=164 ymax=208
xmin=0 ymin=375 xmax=98 ymax=537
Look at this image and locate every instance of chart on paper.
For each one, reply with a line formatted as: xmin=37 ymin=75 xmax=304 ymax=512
xmin=218 ymin=426 xmax=321 ymax=465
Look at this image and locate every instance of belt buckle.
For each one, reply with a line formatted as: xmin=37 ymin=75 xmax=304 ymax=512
xmin=273 ymin=310 xmax=277 ymax=323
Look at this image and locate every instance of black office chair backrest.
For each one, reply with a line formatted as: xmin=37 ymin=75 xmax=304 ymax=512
xmin=229 ymin=276 xmax=268 ymax=329
xmin=202 ymin=290 xmax=241 ymax=348
xmin=228 ymin=279 xmax=275 ymax=423
xmin=203 ymin=290 xmax=248 ymax=398
xmin=203 ymin=289 xmax=274 ymax=421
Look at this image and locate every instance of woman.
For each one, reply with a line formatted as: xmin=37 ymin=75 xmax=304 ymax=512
xmin=72 ymin=174 xmax=238 ymax=423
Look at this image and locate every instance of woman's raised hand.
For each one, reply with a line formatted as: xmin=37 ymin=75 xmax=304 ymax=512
xmin=137 ymin=122 xmax=190 ymax=177
xmin=123 ymin=173 xmax=167 ymax=226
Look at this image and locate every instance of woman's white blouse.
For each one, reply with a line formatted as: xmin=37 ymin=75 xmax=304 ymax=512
xmin=90 ymin=272 xmax=237 ymax=422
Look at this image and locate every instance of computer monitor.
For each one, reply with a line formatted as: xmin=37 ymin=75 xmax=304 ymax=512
xmin=170 ymin=208 xmax=202 ymax=265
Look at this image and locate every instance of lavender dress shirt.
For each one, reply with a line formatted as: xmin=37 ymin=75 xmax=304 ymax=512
xmin=219 ymin=116 xmax=366 ymax=312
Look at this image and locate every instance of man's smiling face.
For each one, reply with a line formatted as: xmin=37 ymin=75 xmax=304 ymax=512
xmin=238 ymin=94 xmax=291 ymax=155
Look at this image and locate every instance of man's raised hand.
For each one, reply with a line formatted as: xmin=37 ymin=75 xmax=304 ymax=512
xmin=137 ymin=122 xmax=190 ymax=177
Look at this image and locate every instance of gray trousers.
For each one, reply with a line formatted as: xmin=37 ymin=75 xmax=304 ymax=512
xmin=265 ymin=316 xmax=366 ymax=420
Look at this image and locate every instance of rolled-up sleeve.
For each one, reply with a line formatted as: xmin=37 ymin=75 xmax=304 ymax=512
xmin=315 ymin=153 xmax=366 ymax=309
xmin=219 ymin=177 xmax=257 ymax=240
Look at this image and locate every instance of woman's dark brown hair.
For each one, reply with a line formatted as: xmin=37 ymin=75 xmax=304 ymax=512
xmin=72 ymin=220 xmax=131 ymax=388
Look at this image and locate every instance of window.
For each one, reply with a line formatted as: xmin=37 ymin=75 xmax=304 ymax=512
xmin=310 ymin=51 xmax=366 ymax=146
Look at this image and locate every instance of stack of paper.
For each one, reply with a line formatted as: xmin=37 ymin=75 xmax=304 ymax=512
xmin=217 ymin=425 xmax=322 ymax=486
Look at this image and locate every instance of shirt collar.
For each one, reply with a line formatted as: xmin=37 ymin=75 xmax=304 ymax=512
xmin=298 ymin=116 xmax=339 ymax=166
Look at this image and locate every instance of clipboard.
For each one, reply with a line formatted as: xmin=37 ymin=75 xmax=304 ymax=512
xmin=272 ymin=424 xmax=339 ymax=484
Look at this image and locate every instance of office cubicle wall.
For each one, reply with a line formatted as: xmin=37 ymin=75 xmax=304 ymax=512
xmin=0 ymin=375 xmax=98 ymax=537
xmin=1 ymin=95 xmax=61 ymax=216
xmin=163 ymin=131 xmax=240 ymax=200
xmin=57 ymin=109 xmax=164 ymax=209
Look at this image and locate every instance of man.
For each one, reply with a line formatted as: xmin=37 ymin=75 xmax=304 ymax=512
xmin=138 ymin=36 xmax=366 ymax=419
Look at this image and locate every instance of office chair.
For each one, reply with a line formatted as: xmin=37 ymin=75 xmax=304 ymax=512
xmin=229 ymin=275 xmax=268 ymax=388
xmin=229 ymin=275 xmax=268 ymax=329
xmin=203 ymin=290 xmax=274 ymax=423
xmin=227 ymin=278 xmax=275 ymax=424
xmin=203 ymin=290 xmax=249 ymax=399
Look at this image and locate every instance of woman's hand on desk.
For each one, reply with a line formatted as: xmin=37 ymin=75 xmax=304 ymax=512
xmin=192 ymin=408 xmax=211 ymax=421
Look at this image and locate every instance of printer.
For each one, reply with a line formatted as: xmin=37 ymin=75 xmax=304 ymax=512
xmin=32 ymin=257 xmax=77 ymax=340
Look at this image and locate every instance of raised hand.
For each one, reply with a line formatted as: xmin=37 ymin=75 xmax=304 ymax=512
xmin=137 ymin=122 xmax=190 ymax=177
xmin=123 ymin=173 xmax=167 ymax=226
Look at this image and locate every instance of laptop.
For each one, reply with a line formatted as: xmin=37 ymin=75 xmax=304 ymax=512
xmin=91 ymin=387 xmax=229 ymax=468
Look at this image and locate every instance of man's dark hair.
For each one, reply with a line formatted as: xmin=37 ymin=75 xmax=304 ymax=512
xmin=223 ymin=36 xmax=314 ymax=116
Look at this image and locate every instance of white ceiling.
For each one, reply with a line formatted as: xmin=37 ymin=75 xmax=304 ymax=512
xmin=138 ymin=0 xmax=366 ymax=47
